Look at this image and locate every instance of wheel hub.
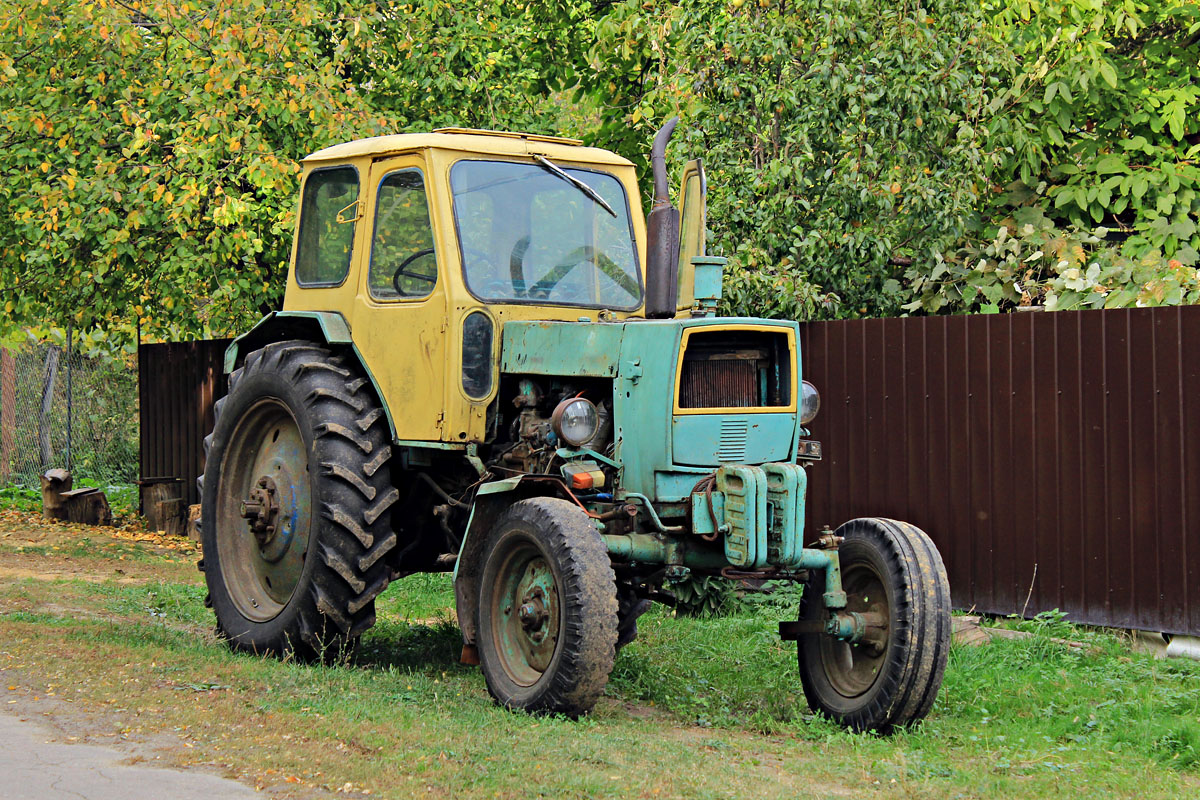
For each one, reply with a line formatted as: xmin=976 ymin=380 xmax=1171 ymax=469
xmin=215 ymin=400 xmax=311 ymax=622
xmin=819 ymin=567 xmax=891 ymax=698
xmin=518 ymin=589 xmax=550 ymax=642
xmin=241 ymin=476 xmax=281 ymax=544
xmin=492 ymin=550 xmax=560 ymax=685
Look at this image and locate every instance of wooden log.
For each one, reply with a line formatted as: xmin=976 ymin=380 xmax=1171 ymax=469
xmin=160 ymin=498 xmax=186 ymax=537
xmin=141 ymin=479 xmax=185 ymax=533
xmin=40 ymin=468 xmax=73 ymax=520
xmin=187 ymin=503 xmax=203 ymax=544
xmin=60 ymin=487 xmax=113 ymax=527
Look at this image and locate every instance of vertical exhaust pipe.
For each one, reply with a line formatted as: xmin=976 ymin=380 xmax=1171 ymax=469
xmin=644 ymin=116 xmax=680 ymax=318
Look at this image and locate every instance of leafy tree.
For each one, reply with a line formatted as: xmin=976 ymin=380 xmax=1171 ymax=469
xmin=904 ymin=207 xmax=1200 ymax=313
xmin=343 ymin=0 xmax=594 ymax=134
xmin=0 ymin=0 xmax=399 ymax=340
xmin=579 ymin=0 xmax=1009 ymax=319
xmin=986 ymin=0 xmax=1200 ymax=264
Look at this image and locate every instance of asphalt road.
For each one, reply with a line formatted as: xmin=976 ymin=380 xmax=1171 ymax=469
xmin=0 ymin=708 xmax=260 ymax=800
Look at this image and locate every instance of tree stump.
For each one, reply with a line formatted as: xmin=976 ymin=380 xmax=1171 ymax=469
xmin=140 ymin=479 xmax=186 ymax=535
xmin=40 ymin=468 xmax=73 ymax=520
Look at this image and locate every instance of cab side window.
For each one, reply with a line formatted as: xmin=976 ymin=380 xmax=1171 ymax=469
xmin=369 ymin=169 xmax=437 ymax=299
xmin=295 ymin=166 xmax=359 ymax=286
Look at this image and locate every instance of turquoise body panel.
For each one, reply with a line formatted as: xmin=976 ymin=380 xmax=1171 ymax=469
xmin=224 ymin=310 xmax=352 ymax=373
xmin=671 ymin=413 xmax=794 ymax=466
xmin=500 ymin=321 xmax=626 ymax=377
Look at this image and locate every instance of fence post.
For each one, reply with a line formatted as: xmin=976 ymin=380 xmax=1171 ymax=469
xmin=1 ymin=348 xmax=14 ymax=482
xmin=38 ymin=345 xmax=61 ymax=469
xmin=66 ymin=324 xmax=73 ymax=473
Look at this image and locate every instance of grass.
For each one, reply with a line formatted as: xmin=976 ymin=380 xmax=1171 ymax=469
xmin=0 ymin=481 xmax=139 ymax=517
xmin=0 ymin=513 xmax=1197 ymax=798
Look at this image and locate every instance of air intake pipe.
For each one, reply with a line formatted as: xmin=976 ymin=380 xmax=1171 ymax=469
xmin=644 ymin=116 xmax=680 ymax=318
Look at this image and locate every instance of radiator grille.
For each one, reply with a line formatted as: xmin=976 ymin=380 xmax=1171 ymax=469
xmin=680 ymin=358 xmax=758 ymax=408
xmin=717 ymin=419 xmax=749 ymax=461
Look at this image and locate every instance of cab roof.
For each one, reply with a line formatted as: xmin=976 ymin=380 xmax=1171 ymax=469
xmin=303 ymin=128 xmax=634 ymax=167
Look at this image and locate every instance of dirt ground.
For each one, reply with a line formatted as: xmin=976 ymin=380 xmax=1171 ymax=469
xmin=0 ymin=511 xmax=331 ymax=797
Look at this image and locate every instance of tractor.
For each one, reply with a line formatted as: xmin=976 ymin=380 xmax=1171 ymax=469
xmin=199 ymin=119 xmax=951 ymax=732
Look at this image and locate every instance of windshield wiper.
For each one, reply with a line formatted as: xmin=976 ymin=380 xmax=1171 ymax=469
xmin=533 ymin=155 xmax=617 ymax=217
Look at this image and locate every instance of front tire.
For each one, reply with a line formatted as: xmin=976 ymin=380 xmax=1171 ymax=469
xmin=200 ymin=341 xmax=397 ymax=658
xmin=796 ymin=518 xmax=951 ymax=733
xmin=476 ymin=497 xmax=618 ymax=716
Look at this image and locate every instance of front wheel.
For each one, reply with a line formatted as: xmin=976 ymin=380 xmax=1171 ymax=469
xmin=476 ymin=497 xmax=618 ymax=716
xmin=796 ymin=518 xmax=951 ymax=733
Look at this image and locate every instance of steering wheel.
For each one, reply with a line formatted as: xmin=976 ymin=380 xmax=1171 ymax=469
xmin=527 ymin=246 xmax=639 ymax=299
xmin=391 ymin=248 xmax=437 ymax=296
xmin=509 ymin=236 xmax=531 ymax=298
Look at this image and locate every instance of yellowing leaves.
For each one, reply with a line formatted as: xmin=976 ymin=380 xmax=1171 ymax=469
xmin=39 ymin=161 xmax=50 ymax=173
xmin=890 ymin=182 xmax=901 ymax=194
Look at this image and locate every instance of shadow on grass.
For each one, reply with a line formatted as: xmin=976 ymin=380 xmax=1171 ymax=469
xmin=356 ymin=619 xmax=466 ymax=673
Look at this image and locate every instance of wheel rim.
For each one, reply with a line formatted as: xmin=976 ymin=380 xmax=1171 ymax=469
xmin=817 ymin=560 xmax=890 ymax=698
xmin=215 ymin=398 xmax=312 ymax=622
xmin=488 ymin=537 xmax=561 ymax=687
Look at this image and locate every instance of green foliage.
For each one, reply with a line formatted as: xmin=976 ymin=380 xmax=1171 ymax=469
xmin=667 ymin=573 xmax=744 ymax=618
xmin=0 ymin=0 xmax=397 ymax=341
xmin=905 ymin=206 xmax=1200 ymax=313
xmin=348 ymin=0 xmax=594 ymax=135
xmin=583 ymin=0 xmax=1008 ymax=318
xmin=987 ymin=0 xmax=1200 ymax=263
xmin=0 ymin=485 xmax=42 ymax=513
xmin=2 ymin=0 xmax=1195 ymax=331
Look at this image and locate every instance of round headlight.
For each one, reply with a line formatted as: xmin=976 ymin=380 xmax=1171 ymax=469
xmin=551 ymin=397 xmax=599 ymax=447
xmin=799 ymin=380 xmax=821 ymax=425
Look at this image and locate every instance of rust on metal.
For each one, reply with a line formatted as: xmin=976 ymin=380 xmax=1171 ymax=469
xmin=680 ymin=357 xmax=758 ymax=408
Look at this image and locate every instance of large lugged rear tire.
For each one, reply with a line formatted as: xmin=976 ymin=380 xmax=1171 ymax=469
xmin=476 ymin=497 xmax=618 ymax=717
xmin=796 ymin=517 xmax=951 ymax=733
xmin=200 ymin=340 xmax=397 ymax=658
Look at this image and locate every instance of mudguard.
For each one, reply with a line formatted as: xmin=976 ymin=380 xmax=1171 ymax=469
xmin=222 ymin=311 xmax=394 ymax=439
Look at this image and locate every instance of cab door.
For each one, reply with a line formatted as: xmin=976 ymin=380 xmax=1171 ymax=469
xmin=350 ymin=154 xmax=449 ymax=442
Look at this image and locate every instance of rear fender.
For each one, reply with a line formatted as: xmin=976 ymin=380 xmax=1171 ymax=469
xmin=224 ymin=311 xmax=395 ymax=439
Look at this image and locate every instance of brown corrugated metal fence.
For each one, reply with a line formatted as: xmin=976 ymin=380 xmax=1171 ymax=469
xmin=800 ymin=306 xmax=1199 ymax=636
xmin=138 ymin=340 xmax=231 ymax=508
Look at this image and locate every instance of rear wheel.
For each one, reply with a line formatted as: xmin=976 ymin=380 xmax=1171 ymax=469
xmin=476 ymin=497 xmax=618 ymax=716
xmin=795 ymin=517 xmax=950 ymax=733
xmin=200 ymin=340 xmax=397 ymax=658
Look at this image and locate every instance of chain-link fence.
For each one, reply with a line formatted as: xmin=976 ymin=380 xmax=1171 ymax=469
xmin=0 ymin=337 xmax=139 ymax=514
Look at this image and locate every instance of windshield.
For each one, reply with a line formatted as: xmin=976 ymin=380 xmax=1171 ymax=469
xmin=450 ymin=159 xmax=642 ymax=309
